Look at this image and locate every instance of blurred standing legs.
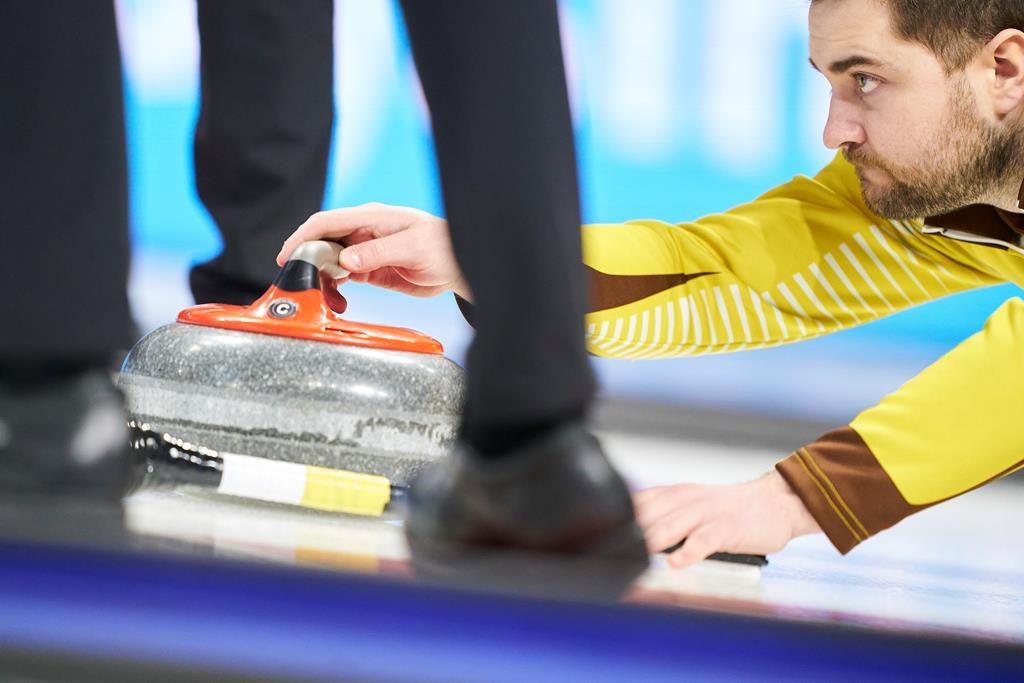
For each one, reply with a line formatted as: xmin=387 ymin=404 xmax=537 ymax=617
xmin=399 ymin=0 xmax=648 ymax=572
xmin=0 ymin=0 xmax=137 ymax=536
xmin=190 ymin=0 xmax=334 ymax=305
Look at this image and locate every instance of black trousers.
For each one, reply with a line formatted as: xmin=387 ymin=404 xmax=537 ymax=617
xmin=190 ymin=0 xmax=335 ymax=306
xmin=400 ymin=0 xmax=595 ymax=436
xmin=0 ymin=0 xmax=594 ymax=437
xmin=0 ymin=0 xmax=133 ymax=359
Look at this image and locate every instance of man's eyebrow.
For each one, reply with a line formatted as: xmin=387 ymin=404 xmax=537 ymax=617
xmin=808 ymin=55 xmax=886 ymax=74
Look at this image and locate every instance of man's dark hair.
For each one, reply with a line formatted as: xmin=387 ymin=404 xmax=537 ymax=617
xmin=814 ymin=0 xmax=1024 ymax=71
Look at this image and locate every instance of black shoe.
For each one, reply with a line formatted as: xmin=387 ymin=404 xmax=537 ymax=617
xmin=404 ymin=421 xmax=649 ymax=599
xmin=0 ymin=368 xmax=141 ymax=545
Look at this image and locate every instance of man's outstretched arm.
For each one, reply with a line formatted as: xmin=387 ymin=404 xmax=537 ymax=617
xmin=636 ymin=297 xmax=1024 ymax=565
xmin=777 ymin=297 xmax=1024 ymax=553
xmin=580 ymin=154 xmax=996 ymax=360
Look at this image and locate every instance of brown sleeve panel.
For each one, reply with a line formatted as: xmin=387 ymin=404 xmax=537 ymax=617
xmin=775 ymin=426 xmax=930 ymax=554
xmin=587 ymin=267 xmax=716 ymax=313
xmin=454 ymin=269 xmax=717 ymax=324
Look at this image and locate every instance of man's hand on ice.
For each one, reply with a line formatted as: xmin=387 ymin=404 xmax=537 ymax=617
xmin=633 ymin=469 xmax=821 ymax=568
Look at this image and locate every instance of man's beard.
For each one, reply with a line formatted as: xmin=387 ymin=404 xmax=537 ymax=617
xmin=843 ymin=80 xmax=1022 ymax=219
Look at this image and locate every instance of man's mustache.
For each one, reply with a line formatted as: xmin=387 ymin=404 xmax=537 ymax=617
xmin=843 ymin=146 xmax=876 ymax=167
xmin=842 ymin=146 xmax=895 ymax=176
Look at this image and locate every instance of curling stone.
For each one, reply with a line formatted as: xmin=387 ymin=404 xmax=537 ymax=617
xmin=117 ymin=241 xmax=465 ymax=486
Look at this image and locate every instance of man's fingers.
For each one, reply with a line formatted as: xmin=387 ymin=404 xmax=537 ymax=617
xmin=277 ymin=212 xmax=358 ymax=266
xmin=340 ymin=228 xmax=427 ymax=274
xmin=644 ymin=508 xmax=702 ymax=555
xmin=631 ymin=486 xmax=666 ymax=507
xmin=633 ymin=488 xmax=678 ymax=528
xmin=340 ymin=226 xmax=381 ymax=246
xmin=667 ymin=529 xmax=719 ymax=569
xmin=276 ymin=204 xmax=421 ymax=266
xmin=633 ymin=485 xmax=699 ymax=528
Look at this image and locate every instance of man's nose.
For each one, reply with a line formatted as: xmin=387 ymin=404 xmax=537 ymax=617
xmin=822 ymin=96 xmax=866 ymax=150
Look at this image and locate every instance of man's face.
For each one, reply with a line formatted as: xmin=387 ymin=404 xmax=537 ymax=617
xmin=808 ymin=0 xmax=1018 ymax=218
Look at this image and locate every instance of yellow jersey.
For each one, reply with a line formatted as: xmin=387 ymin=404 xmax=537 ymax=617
xmin=583 ymin=153 xmax=1024 ymax=553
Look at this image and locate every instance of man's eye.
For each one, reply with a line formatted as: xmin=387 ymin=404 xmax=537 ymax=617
xmin=855 ymin=73 xmax=879 ymax=94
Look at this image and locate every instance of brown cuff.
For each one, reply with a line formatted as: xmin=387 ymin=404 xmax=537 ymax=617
xmin=775 ymin=426 xmax=929 ymax=554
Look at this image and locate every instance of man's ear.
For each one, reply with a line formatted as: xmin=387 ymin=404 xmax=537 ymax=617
xmin=986 ymin=29 xmax=1024 ymax=116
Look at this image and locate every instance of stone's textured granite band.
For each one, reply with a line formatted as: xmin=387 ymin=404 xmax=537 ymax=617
xmin=118 ymin=323 xmax=465 ymax=485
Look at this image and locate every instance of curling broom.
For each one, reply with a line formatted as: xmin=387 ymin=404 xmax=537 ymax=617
xmin=128 ymin=421 xmax=406 ymax=517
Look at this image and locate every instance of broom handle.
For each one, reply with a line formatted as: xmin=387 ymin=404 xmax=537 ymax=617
xmin=127 ymin=422 xmax=405 ymax=517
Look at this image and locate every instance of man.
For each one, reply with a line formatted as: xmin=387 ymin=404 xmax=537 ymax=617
xmin=281 ymin=0 xmax=1024 ymax=568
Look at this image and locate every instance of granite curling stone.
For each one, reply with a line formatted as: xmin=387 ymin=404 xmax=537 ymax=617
xmin=117 ymin=240 xmax=465 ymax=486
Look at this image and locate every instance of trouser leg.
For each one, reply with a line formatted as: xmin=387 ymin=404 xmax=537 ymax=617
xmin=400 ymin=0 xmax=594 ymax=452
xmin=191 ymin=0 xmax=334 ymax=305
xmin=0 ymin=0 xmax=132 ymax=360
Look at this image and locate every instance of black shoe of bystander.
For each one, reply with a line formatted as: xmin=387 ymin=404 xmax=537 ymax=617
xmin=404 ymin=421 xmax=650 ymax=600
xmin=0 ymin=367 xmax=142 ymax=545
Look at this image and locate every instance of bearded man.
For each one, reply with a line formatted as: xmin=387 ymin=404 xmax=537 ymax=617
xmin=280 ymin=0 xmax=1024 ymax=566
